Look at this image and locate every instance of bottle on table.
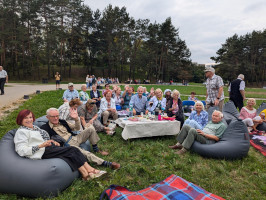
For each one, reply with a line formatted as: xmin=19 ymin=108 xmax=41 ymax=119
xmin=129 ymin=103 xmax=133 ymax=117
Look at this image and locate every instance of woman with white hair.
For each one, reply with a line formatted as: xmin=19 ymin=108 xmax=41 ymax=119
xmin=239 ymin=98 xmax=263 ymax=131
xmin=79 ymin=84 xmax=90 ymax=104
xmin=166 ymin=89 xmax=184 ymax=126
xmin=146 ymin=88 xmax=166 ymax=114
xmin=184 ymin=101 xmax=208 ymax=129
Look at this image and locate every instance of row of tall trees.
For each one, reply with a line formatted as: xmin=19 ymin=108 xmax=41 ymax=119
xmin=211 ymin=30 xmax=266 ymax=86
xmin=0 ymin=0 xmax=192 ymax=81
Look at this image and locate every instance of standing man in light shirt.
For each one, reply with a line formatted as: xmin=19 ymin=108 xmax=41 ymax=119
xmin=205 ymin=67 xmax=224 ymax=111
xmin=0 ymin=66 xmax=8 ymax=95
xmin=228 ymin=74 xmax=246 ymax=111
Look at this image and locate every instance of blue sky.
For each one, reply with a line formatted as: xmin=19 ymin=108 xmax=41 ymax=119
xmin=84 ymin=0 xmax=266 ymax=64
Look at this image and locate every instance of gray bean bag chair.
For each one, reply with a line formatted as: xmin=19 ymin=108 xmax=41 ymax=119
xmin=0 ymin=129 xmax=79 ymax=198
xmin=191 ymin=119 xmax=250 ymax=159
xmin=256 ymin=102 xmax=266 ymax=131
xmin=222 ymin=101 xmax=240 ymax=125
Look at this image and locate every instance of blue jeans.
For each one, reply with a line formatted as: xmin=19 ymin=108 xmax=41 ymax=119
xmin=184 ymin=119 xmax=203 ymax=130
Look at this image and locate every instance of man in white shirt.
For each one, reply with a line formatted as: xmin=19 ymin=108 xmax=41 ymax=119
xmin=0 ymin=66 xmax=8 ymax=95
xmin=228 ymin=74 xmax=246 ymax=110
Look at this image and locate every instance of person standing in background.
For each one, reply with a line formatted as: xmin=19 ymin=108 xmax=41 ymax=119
xmin=0 ymin=66 xmax=8 ymax=95
xmin=228 ymin=74 xmax=246 ymax=111
xmin=205 ymin=67 xmax=224 ymax=112
xmin=55 ymin=72 xmax=61 ymax=90
xmin=86 ymin=74 xmax=90 ymax=88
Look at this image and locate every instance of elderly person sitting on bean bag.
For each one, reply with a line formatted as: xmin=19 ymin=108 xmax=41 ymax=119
xmin=184 ymin=101 xmax=208 ymax=130
xmin=99 ymin=90 xmax=118 ymax=126
xmin=239 ymin=98 xmax=263 ymax=132
xmin=169 ymin=110 xmax=226 ymax=155
xmin=14 ymin=109 xmax=106 ymax=181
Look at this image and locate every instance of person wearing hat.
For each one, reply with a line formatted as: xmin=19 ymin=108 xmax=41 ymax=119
xmin=204 ymin=66 xmax=224 ymax=111
xmin=0 ymin=65 xmax=8 ymax=95
xmin=164 ymin=89 xmax=172 ymax=107
xmin=63 ymin=82 xmax=79 ymax=102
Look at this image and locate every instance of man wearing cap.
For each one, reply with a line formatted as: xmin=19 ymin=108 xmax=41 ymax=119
xmin=0 ymin=66 xmax=8 ymax=95
xmin=204 ymin=66 xmax=224 ymax=111
xmin=228 ymin=74 xmax=246 ymax=111
xmin=63 ymin=82 xmax=79 ymax=102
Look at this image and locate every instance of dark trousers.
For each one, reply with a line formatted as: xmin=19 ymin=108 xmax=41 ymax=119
xmin=42 ymin=145 xmax=86 ymax=171
xmin=0 ymin=78 xmax=6 ymax=94
xmin=230 ymin=98 xmax=243 ymax=111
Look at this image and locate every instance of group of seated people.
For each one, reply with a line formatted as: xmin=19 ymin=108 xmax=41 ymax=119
xmin=12 ymin=82 xmax=265 ymax=185
xmin=62 ymin=83 xmax=187 ymax=128
xmin=14 ymin=107 xmax=121 ymax=182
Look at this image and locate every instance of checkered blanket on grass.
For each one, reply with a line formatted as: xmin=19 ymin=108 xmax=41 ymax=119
xmin=249 ymin=131 xmax=266 ymax=156
xmin=100 ymin=174 xmax=225 ymax=200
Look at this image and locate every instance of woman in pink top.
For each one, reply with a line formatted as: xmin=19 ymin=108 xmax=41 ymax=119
xmin=239 ymin=98 xmax=263 ymax=131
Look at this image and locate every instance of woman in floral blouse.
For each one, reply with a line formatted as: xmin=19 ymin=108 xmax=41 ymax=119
xmin=184 ymin=101 xmax=208 ymax=130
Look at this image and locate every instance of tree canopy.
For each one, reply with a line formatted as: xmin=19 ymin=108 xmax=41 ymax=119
xmin=0 ymin=0 xmax=192 ymax=82
xmin=211 ymin=30 xmax=266 ymax=86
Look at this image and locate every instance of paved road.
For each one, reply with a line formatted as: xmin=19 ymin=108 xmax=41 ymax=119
xmin=0 ymin=83 xmax=84 ymax=109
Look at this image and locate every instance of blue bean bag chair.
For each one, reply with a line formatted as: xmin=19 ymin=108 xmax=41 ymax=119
xmin=256 ymin=102 xmax=266 ymax=131
xmin=0 ymin=129 xmax=79 ymax=198
xmin=191 ymin=118 xmax=250 ymax=159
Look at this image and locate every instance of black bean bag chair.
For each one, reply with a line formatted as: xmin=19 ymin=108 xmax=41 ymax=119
xmin=191 ymin=104 xmax=250 ymax=160
xmin=222 ymin=101 xmax=240 ymax=125
xmin=191 ymin=118 xmax=250 ymax=159
xmin=256 ymin=102 xmax=266 ymax=131
xmin=0 ymin=129 xmax=79 ymax=198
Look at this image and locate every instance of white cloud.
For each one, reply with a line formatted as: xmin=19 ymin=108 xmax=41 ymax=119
xmin=84 ymin=0 xmax=266 ymax=64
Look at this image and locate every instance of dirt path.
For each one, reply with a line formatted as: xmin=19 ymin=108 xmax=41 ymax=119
xmin=0 ymin=83 xmax=83 ymax=119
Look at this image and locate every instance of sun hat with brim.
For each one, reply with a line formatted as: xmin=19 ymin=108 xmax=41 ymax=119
xmin=164 ymin=89 xmax=172 ymax=95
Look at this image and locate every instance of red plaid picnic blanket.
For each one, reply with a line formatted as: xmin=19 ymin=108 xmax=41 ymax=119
xmin=249 ymin=131 xmax=266 ymax=156
xmin=100 ymin=174 xmax=225 ymax=200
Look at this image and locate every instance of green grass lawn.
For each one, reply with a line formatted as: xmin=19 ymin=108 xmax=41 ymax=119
xmin=0 ymin=90 xmax=265 ymax=200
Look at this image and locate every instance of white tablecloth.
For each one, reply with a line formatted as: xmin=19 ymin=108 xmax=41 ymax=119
xmin=115 ymin=118 xmax=180 ymax=140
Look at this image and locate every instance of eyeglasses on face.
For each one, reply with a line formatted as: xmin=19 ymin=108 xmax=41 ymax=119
xmin=49 ymin=115 xmax=59 ymax=118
